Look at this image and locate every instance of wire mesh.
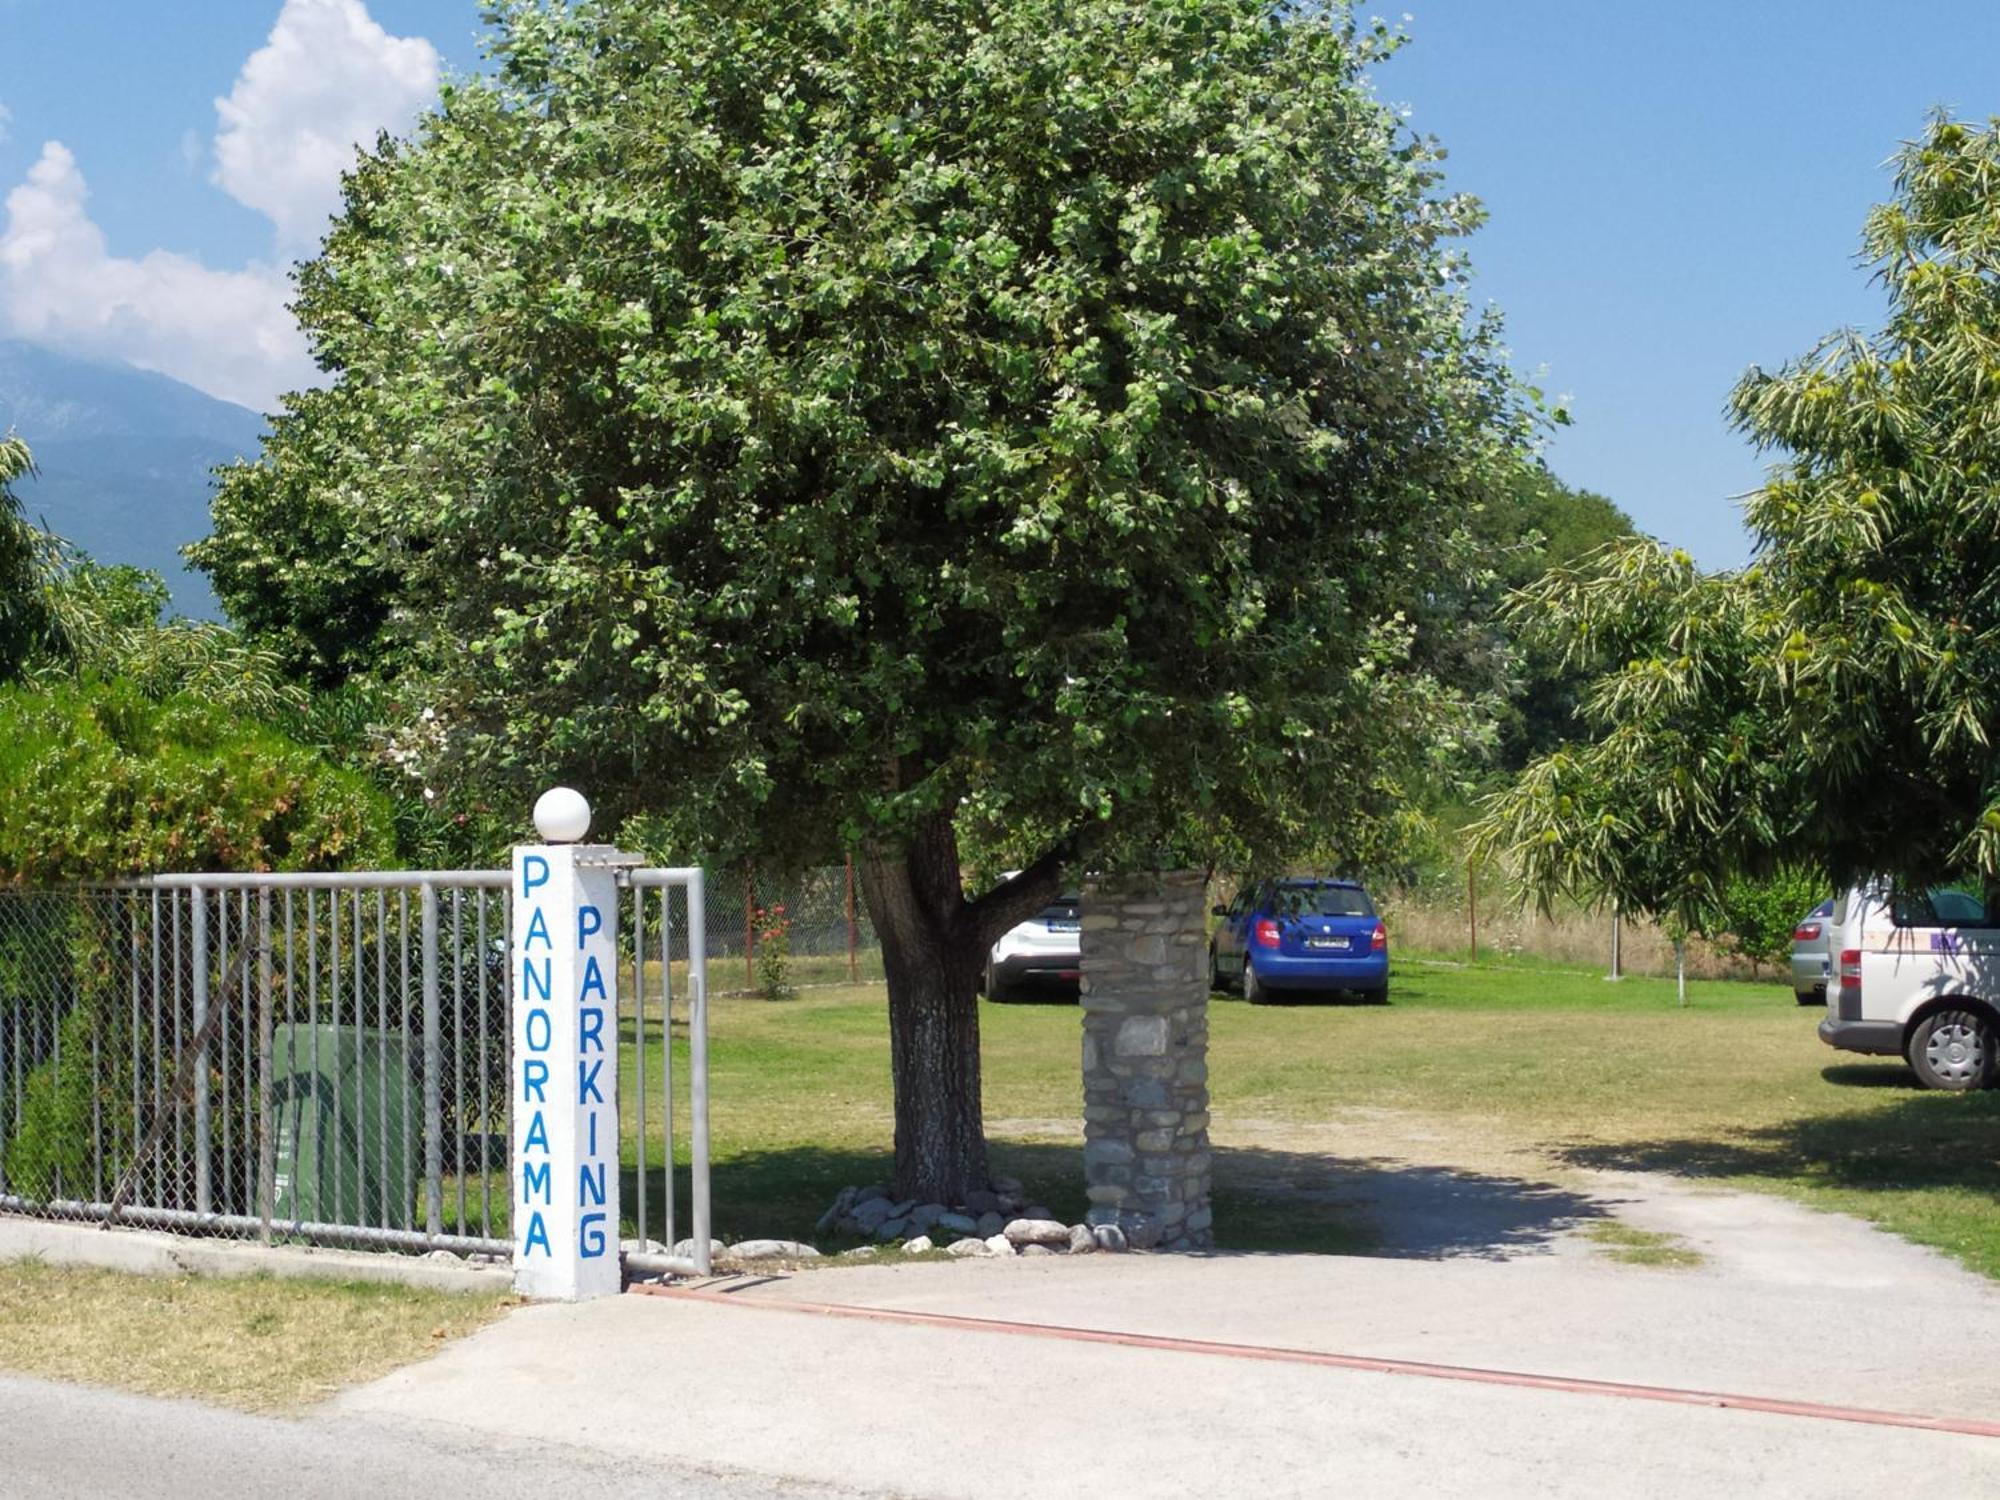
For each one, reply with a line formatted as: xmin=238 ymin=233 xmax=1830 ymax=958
xmin=0 ymin=863 xmax=845 ymax=1262
xmin=0 ymin=879 xmax=512 ymax=1256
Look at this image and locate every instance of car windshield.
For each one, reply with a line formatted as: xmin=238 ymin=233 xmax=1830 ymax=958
xmin=1270 ymin=883 xmax=1373 ymax=918
xmin=1039 ymin=894 xmax=1081 ymax=922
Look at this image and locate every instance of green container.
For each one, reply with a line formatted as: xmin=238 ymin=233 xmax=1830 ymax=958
xmin=271 ymin=1024 xmax=417 ymax=1231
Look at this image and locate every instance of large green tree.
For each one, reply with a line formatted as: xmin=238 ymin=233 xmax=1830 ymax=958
xmin=1479 ymin=115 xmax=2000 ymax=925
xmin=198 ymin=0 xmax=1533 ymax=1200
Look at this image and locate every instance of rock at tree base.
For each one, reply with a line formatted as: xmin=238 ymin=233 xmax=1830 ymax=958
xmin=729 ymin=1239 xmax=822 ymax=1260
xmin=1002 ymin=1218 xmax=1070 ymax=1249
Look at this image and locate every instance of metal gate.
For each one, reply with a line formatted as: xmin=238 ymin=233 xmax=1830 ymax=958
xmin=0 ymin=867 xmax=708 ymax=1271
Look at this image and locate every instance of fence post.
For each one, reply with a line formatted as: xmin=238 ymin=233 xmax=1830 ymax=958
xmin=743 ymin=867 xmax=755 ymax=991
xmin=690 ymin=870 xmax=712 ymax=1275
xmin=421 ymin=880 xmax=443 ymax=1240
xmin=1467 ymin=860 xmax=1479 ymax=961
xmin=257 ymin=890 xmax=275 ymax=1245
xmin=845 ymin=855 xmax=859 ymax=982
xmin=1608 ymin=903 xmax=1624 ymax=982
xmin=191 ymin=885 xmax=212 ymax=1217
xmin=659 ymin=885 xmax=676 ymax=1257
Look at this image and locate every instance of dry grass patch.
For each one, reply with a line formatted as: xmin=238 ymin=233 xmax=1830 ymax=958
xmin=0 ymin=1261 xmax=513 ymax=1412
xmin=1583 ymin=1222 xmax=1704 ymax=1269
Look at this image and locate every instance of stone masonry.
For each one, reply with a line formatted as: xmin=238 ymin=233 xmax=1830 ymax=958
xmin=1079 ymin=871 xmax=1213 ymax=1251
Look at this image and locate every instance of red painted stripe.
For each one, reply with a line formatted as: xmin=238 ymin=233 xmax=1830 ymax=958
xmin=631 ymin=1282 xmax=2000 ymax=1439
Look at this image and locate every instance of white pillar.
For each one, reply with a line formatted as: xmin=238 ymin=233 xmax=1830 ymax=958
xmin=511 ymin=789 xmax=622 ymax=1301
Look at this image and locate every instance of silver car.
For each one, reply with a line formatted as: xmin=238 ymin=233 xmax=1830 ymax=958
xmin=1790 ymin=898 xmax=1834 ymax=1006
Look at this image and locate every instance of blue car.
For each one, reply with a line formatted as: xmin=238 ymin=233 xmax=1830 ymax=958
xmin=1209 ymin=878 xmax=1389 ymax=1003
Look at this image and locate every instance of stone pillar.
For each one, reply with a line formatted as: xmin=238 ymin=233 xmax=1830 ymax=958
xmin=1079 ymin=871 xmax=1213 ymax=1251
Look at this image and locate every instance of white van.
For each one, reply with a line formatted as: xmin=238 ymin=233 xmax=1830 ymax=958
xmin=1817 ymin=882 xmax=1999 ymax=1090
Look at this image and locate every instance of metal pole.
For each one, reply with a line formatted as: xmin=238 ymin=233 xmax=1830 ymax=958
xmin=191 ymin=885 xmax=212 ymax=1217
xmin=1467 ymin=859 xmax=1478 ymax=961
xmin=633 ymin=882 xmax=648 ymax=1248
xmin=689 ymin=872 xmax=711 ymax=1275
xmin=743 ymin=867 xmax=755 ymax=991
xmin=660 ymin=886 xmax=676 ymax=1255
xmin=1608 ymin=904 xmax=1624 ymax=982
xmin=258 ymin=891 xmax=275 ymax=1245
xmin=421 ymin=881 xmax=443 ymax=1240
xmin=845 ymin=854 xmax=859 ymax=982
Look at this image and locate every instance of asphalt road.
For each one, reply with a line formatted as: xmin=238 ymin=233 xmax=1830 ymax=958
xmin=0 ymin=1374 xmax=853 ymax=1500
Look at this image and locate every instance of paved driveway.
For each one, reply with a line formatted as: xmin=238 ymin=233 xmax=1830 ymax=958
xmin=333 ymin=1171 xmax=2000 ymax=1499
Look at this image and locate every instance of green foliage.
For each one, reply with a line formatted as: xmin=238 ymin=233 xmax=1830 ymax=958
xmin=0 ymin=902 xmax=134 ymax=1202
xmin=0 ymin=436 xmax=66 ymax=681
xmin=1476 ymin=466 xmax=1639 ymax=768
xmin=198 ymin=0 xmax=1534 ymax=877
xmin=0 ymin=678 xmax=396 ymax=882
xmin=1719 ymin=868 xmax=1826 ymax=969
xmin=1478 ymin=114 xmax=2000 ymax=920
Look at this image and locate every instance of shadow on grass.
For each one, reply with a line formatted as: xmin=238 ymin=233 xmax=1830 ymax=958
xmin=1209 ymin=990 xmax=1394 ymax=1008
xmin=621 ymin=1140 xmax=1604 ymax=1261
xmin=1820 ymin=1063 xmax=1924 ymax=1091
xmin=983 ymin=979 xmax=1083 ymax=1008
xmin=1551 ymin=1089 xmax=2000 ymax=1227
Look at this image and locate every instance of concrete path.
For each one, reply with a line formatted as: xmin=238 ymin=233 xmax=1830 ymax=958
xmin=0 ymin=1372 xmax=846 ymax=1500
xmin=334 ymin=1171 xmax=2000 ymax=1499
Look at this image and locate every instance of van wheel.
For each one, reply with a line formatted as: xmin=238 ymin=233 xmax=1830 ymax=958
xmin=1908 ymin=1008 xmax=1996 ymax=1091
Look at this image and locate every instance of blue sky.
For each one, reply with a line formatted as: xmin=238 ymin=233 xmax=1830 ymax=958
xmin=4 ymin=2 xmax=1999 ymax=566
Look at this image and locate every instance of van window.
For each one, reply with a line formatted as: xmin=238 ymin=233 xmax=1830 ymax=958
xmin=1890 ymin=887 xmax=1990 ymax=928
xmin=1930 ymin=888 xmax=1988 ymax=926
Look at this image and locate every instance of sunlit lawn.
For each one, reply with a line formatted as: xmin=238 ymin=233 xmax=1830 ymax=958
xmin=608 ymin=954 xmax=2000 ymax=1279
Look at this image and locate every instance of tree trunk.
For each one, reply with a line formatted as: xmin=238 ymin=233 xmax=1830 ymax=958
xmin=858 ymin=815 xmax=989 ymax=1204
xmin=857 ymin=806 xmax=1080 ymax=1206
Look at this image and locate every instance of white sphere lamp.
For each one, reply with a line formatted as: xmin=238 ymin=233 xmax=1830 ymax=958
xmin=533 ymin=786 xmax=592 ymax=844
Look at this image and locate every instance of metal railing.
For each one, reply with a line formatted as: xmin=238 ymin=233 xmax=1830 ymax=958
xmin=0 ymin=866 xmax=711 ymax=1270
xmin=623 ymin=867 xmax=710 ymax=1274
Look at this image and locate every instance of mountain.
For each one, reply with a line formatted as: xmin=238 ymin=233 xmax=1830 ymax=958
xmin=0 ymin=340 xmax=270 ymax=618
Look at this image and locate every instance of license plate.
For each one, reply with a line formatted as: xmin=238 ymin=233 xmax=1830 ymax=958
xmin=1307 ymin=937 xmax=1350 ymax=951
xmin=1047 ymin=920 xmax=1080 ymax=933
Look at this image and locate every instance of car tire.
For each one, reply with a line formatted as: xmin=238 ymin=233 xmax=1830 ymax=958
xmin=1245 ymin=963 xmax=1269 ymax=1005
xmin=1908 ymin=1007 xmax=1997 ymax=1091
xmin=1796 ymin=988 xmax=1824 ymax=1008
xmin=984 ymin=959 xmax=1008 ymax=1004
xmin=1363 ymin=982 xmax=1389 ymax=1004
xmin=1208 ymin=944 xmax=1224 ymax=994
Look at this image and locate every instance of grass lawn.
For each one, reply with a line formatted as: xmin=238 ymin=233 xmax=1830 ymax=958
xmin=0 ymin=1262 xmax=512 ymax=1411
xmin=614 ymin=954 xmax=2000 ymax=1279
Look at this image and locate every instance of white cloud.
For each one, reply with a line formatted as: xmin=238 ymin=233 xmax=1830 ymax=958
xmin=213 ymin=0 xmax=438 ymax=251
xmin=0 ymin=1 xmax=440 ymax=412
xmin=0 ymin=142 xmax=315 ymax=410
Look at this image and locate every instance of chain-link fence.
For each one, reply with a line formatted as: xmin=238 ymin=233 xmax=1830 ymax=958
xmin=705 ymin=862 xmax=886 ymax=995
xmin=0 ymin=862 xmax=862 ymax=1260
xmin=0 ymin=875 xmax=517 ymax=1254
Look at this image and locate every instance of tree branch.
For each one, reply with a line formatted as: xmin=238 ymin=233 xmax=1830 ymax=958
xmin=959 ymin=827 xmax=1088 ymax=951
